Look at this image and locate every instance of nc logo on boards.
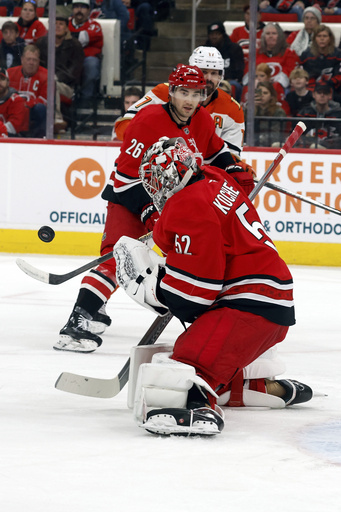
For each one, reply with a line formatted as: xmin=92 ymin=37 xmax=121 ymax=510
xmin=65 ymin=158 xmax=106 ymax=199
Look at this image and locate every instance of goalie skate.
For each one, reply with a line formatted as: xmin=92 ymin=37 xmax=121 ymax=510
xmin=55 ymin=308 xmax=102 ymax=353
xmin=142 ymin=407 xmax=224 ymax=436
xmin=277 ymin=379 xmax=313 ymax=406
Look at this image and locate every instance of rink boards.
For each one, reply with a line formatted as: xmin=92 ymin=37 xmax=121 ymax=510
xmin=0 ymin=139 xmax=340 ymax=266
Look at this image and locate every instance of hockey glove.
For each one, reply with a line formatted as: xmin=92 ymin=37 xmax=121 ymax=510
xmin=141 ymin=203 xmax=160 ymax=232
xmin=226 ymin=164 xmax=255 ymax=197
xmin=114 ymin=236 xmax=168 ymax=316
xmin=230 ymin=157 xmax=257 ymax=178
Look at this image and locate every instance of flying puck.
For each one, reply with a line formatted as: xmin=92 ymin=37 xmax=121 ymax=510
xmin=38 ymin=226 xmax=55 ymax=243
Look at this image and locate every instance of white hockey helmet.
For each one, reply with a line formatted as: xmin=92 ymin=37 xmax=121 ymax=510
xmin=189 ymin=46 xmax=224 ymax=78
xmin=139 ymin=137 xmax=200 ymax=213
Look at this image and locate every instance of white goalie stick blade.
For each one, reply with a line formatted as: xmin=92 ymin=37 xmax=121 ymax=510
xmin=55 ymin=370 xmax=122 ymax=399
xmin=55 ymin=311 xmax=173 ymax=398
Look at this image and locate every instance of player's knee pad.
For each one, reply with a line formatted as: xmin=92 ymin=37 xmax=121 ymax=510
xmin=133 ymin=351 xmax=218 ymax=425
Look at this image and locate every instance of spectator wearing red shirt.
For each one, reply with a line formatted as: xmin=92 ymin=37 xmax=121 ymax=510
xmin=16 ymin=0 xmax=47 ymax=45
xmin=229 ymin=5 xmax=265 ymax=64
xmin=7 ymin=44 xmax=47 ymax=137
xmin=0 ymin=67 xmax=28 ymax=137
xmin=69 ymin=0 xmax=103 ymax=98
xmin=243 ymin=23 xmax=299 ymax=92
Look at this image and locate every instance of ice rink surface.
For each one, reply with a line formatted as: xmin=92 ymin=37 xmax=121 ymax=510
xmin=1 ymin=253 xmax=340 ymax=511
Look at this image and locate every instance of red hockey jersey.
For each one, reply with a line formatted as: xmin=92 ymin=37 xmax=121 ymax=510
xmin=7 ymin=65 xmax=47 ymax=107
xmin=0 ymin=90 xmax=28 ymax=135
xmin=229 ymin=24 xmax=263 ymax=62
xmin=243 ymin=48 xmax=299 ymax=89
xmin=114 ymin=82 xmax=245 ymax=157
xmin=153 ymin=169 xmax=295 ymax=327
xmin=16 ymin=19 xmax=47 ymax=44
xmin=68 ymin=18 xmax=103 ymax=58
xmin=102 ymin=103 xmax=234 ymax=215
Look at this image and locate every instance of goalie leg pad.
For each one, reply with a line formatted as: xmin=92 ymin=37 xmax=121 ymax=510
xmin=127 ymin=344 xmax=175 ymax=409
xmin=133 ymin=359 xmax=196 ymax=425
xmin=133 ymin=353 xmax=218 ymax=425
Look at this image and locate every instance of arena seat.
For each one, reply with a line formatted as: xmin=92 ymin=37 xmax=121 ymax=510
xmin=12 ymin=6 xmax=45 ymax=16
xmin=322 ymin=15 xmax=341 ymax=23
xmin=0 ymin=6 xmax=7 ymax=16
xmin=127 ymin=8 xmax=135 ymax=30
xmin=260 ymin=13 xmax=298 ymax=22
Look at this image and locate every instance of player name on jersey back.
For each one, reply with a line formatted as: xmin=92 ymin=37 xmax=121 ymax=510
xmin=213 ymin=181 xmax=240 ymax=215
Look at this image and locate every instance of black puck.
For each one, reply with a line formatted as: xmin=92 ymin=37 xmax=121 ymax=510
xmin=38 ymin=226 xmax=55 ymax=243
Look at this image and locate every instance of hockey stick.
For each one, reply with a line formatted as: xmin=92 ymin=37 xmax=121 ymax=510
xmin=54 ymin=123 xmax=306 ymax=400
xmin=248 ymin=121 xmax=306 ymax=202
xmin=16 ymin=251 xmax=117 ymax=285
xmin=16 ymin=232 xmax=153 ymax=285
xmin=55 ymin=311 xmax=173 ymax=398
xmin=258 ymin=179 xmax=341 ymax=216
xmin=16 ymin=124 xmax=306 ymax=286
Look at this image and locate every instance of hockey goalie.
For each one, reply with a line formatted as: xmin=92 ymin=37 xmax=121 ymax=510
xmin=114 ymin=137 xmax=313 ymax=437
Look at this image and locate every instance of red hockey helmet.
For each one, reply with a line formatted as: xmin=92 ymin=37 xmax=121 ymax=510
xmin=168 ymin=64 xmax=207 ymax=91
xmin=139 ymin=137 xmax=201 ymax=213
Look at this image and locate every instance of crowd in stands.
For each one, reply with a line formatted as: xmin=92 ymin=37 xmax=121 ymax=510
xmin=218 ymin=2 xmax=341 ymax=148
xmin=0 ymin=0 xmax=171 ymax=137
xmin=1 ymin=0 xmax=341 ymax=147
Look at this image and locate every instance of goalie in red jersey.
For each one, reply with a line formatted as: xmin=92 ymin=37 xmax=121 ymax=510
xmin=113 ymin=137 xmax=313 ymax=436
xmin=55 ymin=64 xmax=254 ymax=353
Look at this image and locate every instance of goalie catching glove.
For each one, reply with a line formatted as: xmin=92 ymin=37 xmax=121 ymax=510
xmin=114 ymin=236 xmax=168 ymax=316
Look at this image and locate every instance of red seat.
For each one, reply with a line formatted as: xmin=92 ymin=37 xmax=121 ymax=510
xmin=13 ymin=6 xmax=45 ymax=16
xmin=260 ymin=13 xmax=298 ymax=22
xmin=127 ymin=8 xmax=135 ymax=30
xmin=322 ymin=15 xmax=341 ymax=23
xmin=0 ymin=6 xmax=8 ymax=15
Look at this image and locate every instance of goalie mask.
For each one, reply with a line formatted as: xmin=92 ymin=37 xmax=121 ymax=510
xmin=139 ymin=137 xmax=200 ymax=213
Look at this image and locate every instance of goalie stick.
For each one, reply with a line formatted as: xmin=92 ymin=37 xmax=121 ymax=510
xmin=55 ymin=311 xmax=173 ymax=398
xmin=54 ymin=122 xmax=306 ymax=399
xmin=16 ymin=232 xmax=153 ymax=285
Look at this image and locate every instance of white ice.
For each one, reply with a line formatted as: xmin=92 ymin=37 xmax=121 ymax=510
xmin=1 ymin=253 xmax=341 ymax=512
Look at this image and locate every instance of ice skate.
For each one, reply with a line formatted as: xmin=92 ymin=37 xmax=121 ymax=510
xmin=275 ymin=379 xmax=313 ymax=406
xmin=54 ymin=307 xmax=102 ymax=353
xmin=142 ymin=406 xmax=224 ymax=436
xmin=87 ymin=304 xmax=112 ymax=335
